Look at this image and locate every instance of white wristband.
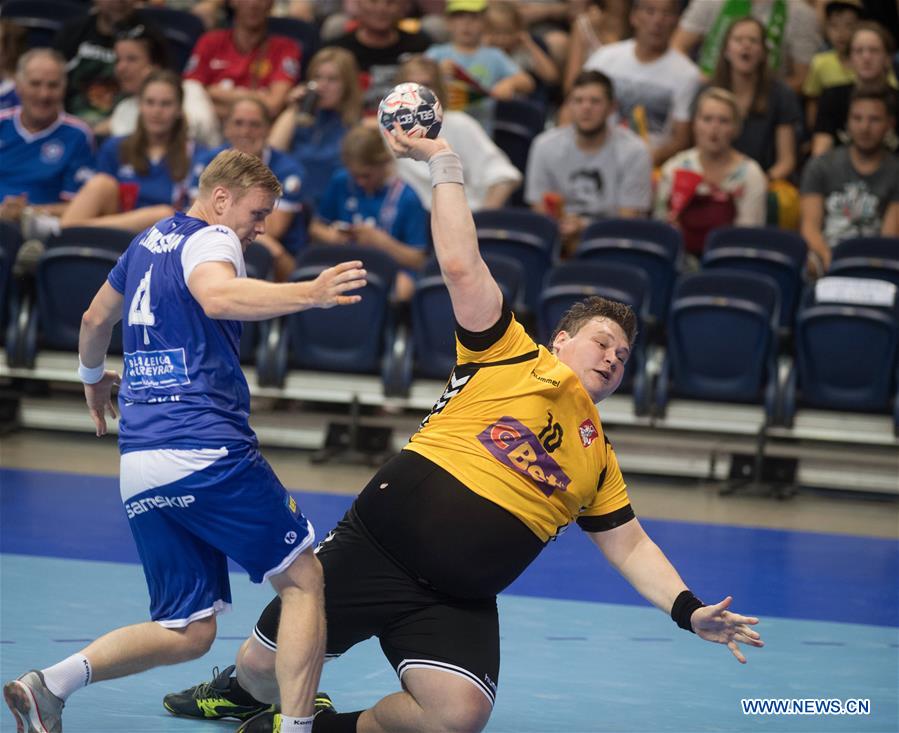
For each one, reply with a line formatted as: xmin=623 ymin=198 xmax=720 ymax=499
xmin=78 ymin=359 xmax=106 ymax=385
xmin=428 ymin=151 xmax=464 ymax=187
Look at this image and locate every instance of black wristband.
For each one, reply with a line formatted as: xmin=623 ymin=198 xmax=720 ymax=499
xmin=671 ymin=590 xmax=705 ymax=633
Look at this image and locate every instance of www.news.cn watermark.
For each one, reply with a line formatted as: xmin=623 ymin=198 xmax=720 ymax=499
xmin=742 ymin=699 xmax=871 ymax=715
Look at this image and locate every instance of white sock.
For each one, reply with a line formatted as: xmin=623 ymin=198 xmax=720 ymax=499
xmin=41 ymin=654 xmax=92 ymax=701
xmin=279 ymin=714 xmax=314 ymax=730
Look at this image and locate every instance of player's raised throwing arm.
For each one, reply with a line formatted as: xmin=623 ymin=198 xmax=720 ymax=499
xmin=385 ymin=126 xmax=503 ymax=332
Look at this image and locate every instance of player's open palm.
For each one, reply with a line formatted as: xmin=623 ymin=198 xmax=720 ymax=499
xmin=85 ymin=370 xmax=121 ymax=437
xmin=691 ymin=596 xmax=764 ymax=664
xmin=309 ymin=260 xmax=367 ymax=308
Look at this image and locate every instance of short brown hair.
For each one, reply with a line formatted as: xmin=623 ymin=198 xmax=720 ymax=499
xmin=550 ymin=296 xmax=638 ymax=347
xmin=341 ymin=124 xmax=392 ymax=167
xmin=199 ymin=149 xmax=282 ymax=199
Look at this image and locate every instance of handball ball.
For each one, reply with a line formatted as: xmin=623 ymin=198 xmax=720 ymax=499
xmin=378 ymin=83 xmax=443 ymax=140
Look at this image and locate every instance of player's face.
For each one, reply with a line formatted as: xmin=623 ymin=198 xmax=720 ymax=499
xmin=224 ymin=101 xmax=269 ymax=158
xmin=311 ymin=62 xmax=344 ymax=110
xmin=724 ymin=20 xmax=764 ymax=75
xmin=17 ymin=56 xmax=65 ymax=128
xmin=570 ymin=83 xmax=612 ymax=137
xmin=221 ymin=186 xmax=276 ymax=248
xmin=693 ymin=98 xmax=738 ymax=155
xmin=115 ymin=40 xmax=155 ymax=95
xmin=553 ymin=317 xmax=630 ymax=403
xmin=847 ymin=99 xmax=892 ymax=155
xmin=850 ymin=30 xmax=890 ymax=82
xmin=139 ymin=80 xmax=181 ymax=139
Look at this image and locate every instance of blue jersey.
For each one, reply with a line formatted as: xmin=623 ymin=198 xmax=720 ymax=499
xmin=96 ymin=136 xmax=192 ymax=209
xmin=289 ymin=109 xmax=347 ymax=205
xmin=108 ymin=212 xmax=255 ymax=453
xmin=0 ymin=108 xmax=95 ymax=204
xmin=191 ymin=146 xmax=305 ymax=253
xmin=318 ymin=169 xmax=428 ymax=252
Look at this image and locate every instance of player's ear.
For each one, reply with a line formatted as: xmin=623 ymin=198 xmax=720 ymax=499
xmin=552 ymin=330 xmax=570 ymax=354
xmin=212 ymin=186 xmax=231 ymax=214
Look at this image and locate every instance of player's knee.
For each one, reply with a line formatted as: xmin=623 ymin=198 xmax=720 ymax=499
xmin=276 ymin=549 xmax=324 ymax=598
xmin=423 ymin=689 xmax=492 ymax=733
xmin=177 ymin=616 xmax=217 ymax=660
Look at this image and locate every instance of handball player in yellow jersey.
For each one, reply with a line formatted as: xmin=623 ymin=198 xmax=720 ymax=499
xmin=162 ymin=128 xmax=764 ymax=733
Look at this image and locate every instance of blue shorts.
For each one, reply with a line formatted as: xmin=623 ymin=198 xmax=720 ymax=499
xmin=120 ymin=445 xmax=314 ymax=628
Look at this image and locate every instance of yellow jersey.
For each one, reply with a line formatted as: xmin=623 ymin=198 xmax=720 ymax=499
xmin=406 ymin=311 xmax=631 ymax=543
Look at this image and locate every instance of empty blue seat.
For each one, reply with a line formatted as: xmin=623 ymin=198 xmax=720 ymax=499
xmin=492 ymin=98 xmax=546 ymax=175
xmin=829 ymin=236 xmax=899 ymax=288
xmin=266 ymin=16 xmax=319 ymax=73
xmin=1 ymin=0 xmax=87 ymax=49
xmin=48 ymin=227 xmax=134 ymax=254
xmin=0 ymin=222 xmax=22 ymax=349
xmin=702 ymin=226 xmax=807 ymax=333
xmin=21 ymin=247 xmax=122 ymax=367
xmin=575 ymin=218 xmax=682 ymax=328
xmin=656 ymin=269 xmax=780 ymax=421
xmin=240 ymin=242 xmax=275 ymax=366
xmin=473 ymin=208 xmax=559 ymax=313
xmin=783 ymin=277 xmax=899 ymax=432
xmin=271 ymin=246 xmax=397 ymax=385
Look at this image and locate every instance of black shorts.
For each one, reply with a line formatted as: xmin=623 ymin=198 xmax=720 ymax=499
xmin=253 ymin=506 xmax=501 ymax=705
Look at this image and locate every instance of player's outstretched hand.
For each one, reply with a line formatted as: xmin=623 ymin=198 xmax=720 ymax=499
xmin=309 ymin=260 xmax=367 ymax=309
xmin=691 ymin=596 xmax=763 ymax=664
xmin=383 ymin=123 xmax=450 ymax=162
xmin=85 ymin=370 xmax=121 ymax=437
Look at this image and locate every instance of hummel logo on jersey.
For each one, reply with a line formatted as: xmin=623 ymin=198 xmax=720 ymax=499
xmin=419 ymin=371 xmax=472 ymax=428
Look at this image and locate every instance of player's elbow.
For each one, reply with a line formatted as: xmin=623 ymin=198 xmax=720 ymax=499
xmin=200 ymin=297 xmax=230 ymax=320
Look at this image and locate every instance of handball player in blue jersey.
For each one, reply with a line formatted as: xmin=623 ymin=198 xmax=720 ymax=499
xmin=3 ymin=148 xmax=367 ymax=733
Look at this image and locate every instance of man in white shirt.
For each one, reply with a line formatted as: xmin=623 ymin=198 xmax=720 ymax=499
xmin=584 ymin=0 xmax=700 ymax=167
xmin=526 ymin=69 xmax=652 ymax=248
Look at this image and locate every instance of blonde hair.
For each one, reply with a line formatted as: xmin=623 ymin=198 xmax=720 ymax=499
xmin=341 ymin=124 xmax=392 ymax=167
xmin=199 ymin=149 xmax=282 ymax=199
xmin=695 ymin=86 xmax=743 ymax=128
xmin=307 ymin=47 xmax=362 ymax=127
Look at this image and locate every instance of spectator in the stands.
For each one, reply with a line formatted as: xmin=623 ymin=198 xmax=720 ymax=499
xmin=671 ymin=0 xmax=821 ymax=94
xmin=0 ymin=50 xmax=94 ymax=231
xmin=393 ymin=55 xmax=521 ymax=211
xmin=310 ymin=124 xmax=428 ymax=301
xmin=803 ymin=0 xmax=864 ymax=129
xmin=563 ymin=0 xmax=631 ymax=94
xmin=269 ymin=47 xmax=362 ymax=207
xmin=526 ymin=70 xmax=652 ymax=252
xmin=813 ymin=22 xmax=899 ymax=157
xmin=0 ymin=20 xmax=26 ymax=111
xmin=654 ymin=87 xmax=767 ymax=257
xmin=60 ymin=71 xmax=193 ymax=234
xmin=183 ymin=0 xmax=301 ymax=122
xmin=54 ymin=0 xmax=160 ymax=130
xmin=104 ymin=25 xmax=221 ymax=147
xmin=485 ymin=2 xmax=559 ymax=95
xmin=426 ymin=0 xmax=534 ymax=132
xmin=585 ymin=0 xmax=700 ymax=167
xmin=193 ymin=96 xmax=306 ymax=280
xmin=801 ymin=86 xmax=899 ymax=275
xmin=710 ymin=17 xmax=800 ymax=182
xmin=328 ymin=0 xmax=431 ymax=111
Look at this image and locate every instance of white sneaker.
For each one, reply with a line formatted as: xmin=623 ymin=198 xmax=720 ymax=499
xmin=3 ymin=670 xmax=64 ymax=733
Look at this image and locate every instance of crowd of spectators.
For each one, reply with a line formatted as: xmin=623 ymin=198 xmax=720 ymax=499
xmin=1 ymin=0 xmax=897 ymax=291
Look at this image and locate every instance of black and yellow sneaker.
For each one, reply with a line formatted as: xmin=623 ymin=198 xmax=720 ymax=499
xmin=235 ymin=692 xmax=337 ymax=733
xmin=163 ymin=665 xmax=271 ymax=721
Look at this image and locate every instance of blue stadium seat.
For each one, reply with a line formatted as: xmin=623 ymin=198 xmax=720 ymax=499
xmin=139 ymin=6 xmax=206 ymax=73
xmin=828 ymin=236 xmax=899 ymax=288
xmin=782 ymin=278 xmax=899 ymax=433
xmin=702 ymin=226 xmax=807 ymax=334
xmin=472 ymin=208 xmax=559 ymax=313
xmin=47 ymin=227 xmax=134 ymax=253
xmin=575 ymin=218 xmax=682 ymax=329
xmin=21 ymin=247 xmax=122 ymax=367
xmin=271 ymin=246 xmax=397 ymax=386
xmin=492 ymin=98 xmax=545 ymax=174
xmin=538 ymin=261 xmax=651 ymax=413
xmin=655 ymin=269 xmax=780 ymax=421
xmin=0 ymin=0 xmax=87 ymax=49
xmin=240 ymin=242 xmax=274 ymax=366
xmin=266 ymin=16 xmax=319 ymax=74
xmin=412 ymin=254 xmax=526 ymax=380
xmin=0 ymin=221 xmax=22 ymax=347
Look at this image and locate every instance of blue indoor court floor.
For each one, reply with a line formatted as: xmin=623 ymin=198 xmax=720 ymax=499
xmin=1 ymin=466 xmax=897 ymax=733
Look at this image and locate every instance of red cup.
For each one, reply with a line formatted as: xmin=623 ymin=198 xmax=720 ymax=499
xmin=118 ymin=182 xmax=140 ymax=212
